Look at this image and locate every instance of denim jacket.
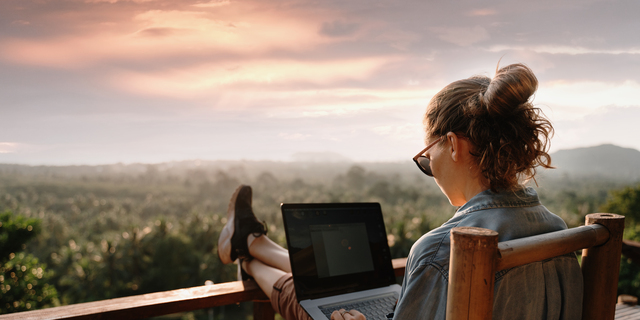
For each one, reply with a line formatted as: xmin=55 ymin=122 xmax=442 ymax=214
xmin=391 ymin=187 xmax=583 ymax=320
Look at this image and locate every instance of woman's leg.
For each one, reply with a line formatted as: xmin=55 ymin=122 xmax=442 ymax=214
xmin=242 ymin=259 xmax=286 ymax=298
xmin=243 ymin=233 xmax=292 ymax=297
xmin=247 ymin=233 xmax=291 ymax=273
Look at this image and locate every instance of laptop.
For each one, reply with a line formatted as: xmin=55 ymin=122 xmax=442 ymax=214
xmin=280 ymin=202 xmax=402 ymax=320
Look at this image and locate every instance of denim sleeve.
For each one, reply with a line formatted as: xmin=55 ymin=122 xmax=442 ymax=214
xmin=392 ymin=262 xmax=448 ymax=320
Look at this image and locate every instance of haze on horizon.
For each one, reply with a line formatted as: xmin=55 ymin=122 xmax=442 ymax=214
xmin=1 ymin=0 xmax=639 ymax=165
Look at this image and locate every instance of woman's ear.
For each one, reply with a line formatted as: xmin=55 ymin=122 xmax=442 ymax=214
xmin=446 ymin=132 xmax=460 ymax=162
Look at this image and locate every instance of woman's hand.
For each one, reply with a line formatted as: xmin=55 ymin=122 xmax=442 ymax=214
xmin=330 ymin=309 xmax=366 ymax=320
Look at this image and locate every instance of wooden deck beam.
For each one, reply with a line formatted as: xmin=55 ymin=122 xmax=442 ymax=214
xmin=0 ymin=258 xmax=408 ymax=320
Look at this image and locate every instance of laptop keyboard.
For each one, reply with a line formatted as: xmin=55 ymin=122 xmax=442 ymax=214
xmin=318 ymin=292 xmax=398 ymax=320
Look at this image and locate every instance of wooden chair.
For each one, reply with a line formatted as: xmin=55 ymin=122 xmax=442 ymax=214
xmin=446 ymin=213 xmax=625 ymax=320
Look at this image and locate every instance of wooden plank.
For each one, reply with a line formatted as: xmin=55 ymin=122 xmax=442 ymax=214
xmin=615 ymin=304 xmax=640 ymax=320
xmin=1 ymin=258 xmax=408 ymax=320
xmin=445 ymin=227 xmax=498 ymax=320
xmin=615 ymin=304 xmax=640 ymax=318
xmin=496 ymin=224 xmax=609 ymax=271
xmin=582 ymin=213 xmax=625 ymax=320
xmin=393 ymin=257 xmax=407 ymax=277
xmin=0 ymin=281 xmax=268 ymax=320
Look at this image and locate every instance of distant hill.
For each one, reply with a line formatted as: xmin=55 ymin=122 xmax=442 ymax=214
xmin=1 ymin=144 xmax=639 ymax=183
xmin=550 ymin=144 xmax=640 ymax=180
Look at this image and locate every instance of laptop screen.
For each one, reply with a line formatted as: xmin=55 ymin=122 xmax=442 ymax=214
xmin=281 ymin=203 xmax=396 ymax=301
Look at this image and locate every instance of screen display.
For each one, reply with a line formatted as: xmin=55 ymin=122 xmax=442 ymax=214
xmin=310 ymin=223 xmax=374 ymax=278
xmin=281 ymin=203 xmax=395 ymax=300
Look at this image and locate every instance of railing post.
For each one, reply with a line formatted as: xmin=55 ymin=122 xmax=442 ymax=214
xmin=253 ymin=300 xmax=275 ymax=320
xmin=446 ymin=227 xmax=499 ymax=320
xmin=581 ymin=213 xmax=625 ymax=320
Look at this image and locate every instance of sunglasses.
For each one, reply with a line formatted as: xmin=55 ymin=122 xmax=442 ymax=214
xmin=412 ymin=136 xmax=444 ymax=177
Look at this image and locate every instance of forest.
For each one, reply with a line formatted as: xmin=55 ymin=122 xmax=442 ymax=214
xmin=1 ymin=159 xmax=639 ymax=319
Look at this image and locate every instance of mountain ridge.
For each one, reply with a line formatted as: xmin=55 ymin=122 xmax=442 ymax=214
xmin=549 ymin=144 xmax=640 ymax=179
xmin=1 ymin=144 xmax=639 ymax=181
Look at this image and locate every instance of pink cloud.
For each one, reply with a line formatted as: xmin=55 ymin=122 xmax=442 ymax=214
xmin=468 ymin=9 xmax=497 ymax=16
xmin=0 ymin=3 xmax=334 ymax=68
xmin=110 ymin=56 xmax=400 ymax=98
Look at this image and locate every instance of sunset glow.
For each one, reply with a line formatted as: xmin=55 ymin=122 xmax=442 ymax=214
xmin=1 ymin=0 xmax=639 ymax=164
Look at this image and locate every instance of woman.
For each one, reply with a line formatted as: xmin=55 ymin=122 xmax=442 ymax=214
xmin=217 ymin=63 xmax=583 ymax=320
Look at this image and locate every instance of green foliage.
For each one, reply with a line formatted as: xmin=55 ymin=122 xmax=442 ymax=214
xmin=601 ymin=184 xmax=640 ymax=297
xmin=535 ymin=174 xmax=623 ymax=228
xmin=45 ymin=216 xmax=227 ymax=304
xmin=1 ymin=253 xmax=59 ymax=313
xmin=0 ymin=162 xmax=635 ymax=318
xmin=602 ymin=184 xmax=640 ymax=224
xmin=0 ymin=211 xmax=40 ymax=263
xmin=618 ymin=257 xmax=640 ymax=298
xmin=1 ymin=212 xmax=59 ymax=313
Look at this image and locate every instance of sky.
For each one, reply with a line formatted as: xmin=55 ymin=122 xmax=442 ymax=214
xmin=1 ymin=0 xmax=639 ymax=165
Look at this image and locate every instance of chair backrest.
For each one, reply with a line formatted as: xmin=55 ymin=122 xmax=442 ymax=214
xmin=445 ymin=213 xmax=625 ymax=320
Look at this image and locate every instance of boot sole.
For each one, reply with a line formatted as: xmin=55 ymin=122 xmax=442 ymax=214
xmin=217 ymin=185 xmax=244 ymax=264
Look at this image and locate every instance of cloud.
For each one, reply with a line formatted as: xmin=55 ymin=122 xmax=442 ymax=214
xmin=373 ymin=29 xmax=421 ymax=51
xmin=278 ymin=133 xmax=311 ymax=140
xmin=192 ymin=0 xmax=230 ymax=7
xmin=489 ymin=45 xmax=640 ymax=55
xmin=135 ymin=27 xmax=182 ymax=37
xmin=371 ymin=123 xmax=421 ymax=141
xmin=85 ymin=0 xmax=156 ymax=3
xmin=0 ymin=6 xmax=331 ymax=68
xmin=111 ymin=56 xmax=399 ymax=98
xmin=2 ymin=0 xmax=640 ymax=164
xmin=552 ymin=105 xmax=640 ymax=152
xmin=537 ymin=80 xmax=640 ymax=120
xmin=431 ymin=26 xmax=490 ymax=46
xmin=320 ymin=20 xmax=359 ymax=37
xmin=468 ymin=9 xmax=497 ymax=16
xmin=0 ymin=143 xmax=19 ymax=154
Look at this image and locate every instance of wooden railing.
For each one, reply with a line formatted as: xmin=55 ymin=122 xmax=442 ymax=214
xmin=0 ymin=258 xmax=407 ymax=320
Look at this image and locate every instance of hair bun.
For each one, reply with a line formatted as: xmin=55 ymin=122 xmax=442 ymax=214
xmin=481 ymin=63 xmax=538 ymax=117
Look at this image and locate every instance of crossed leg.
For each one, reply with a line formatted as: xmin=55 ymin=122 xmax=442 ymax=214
xmin=243 ymin=234 xmax=291 ymax=298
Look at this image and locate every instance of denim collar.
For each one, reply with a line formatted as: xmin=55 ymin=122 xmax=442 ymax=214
xmin=453 ymin=186 xmax=541 ymax=218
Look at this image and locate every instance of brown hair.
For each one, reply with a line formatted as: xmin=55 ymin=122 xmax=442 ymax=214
xmin=424 ymin=63 xmax=553 ymax=191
